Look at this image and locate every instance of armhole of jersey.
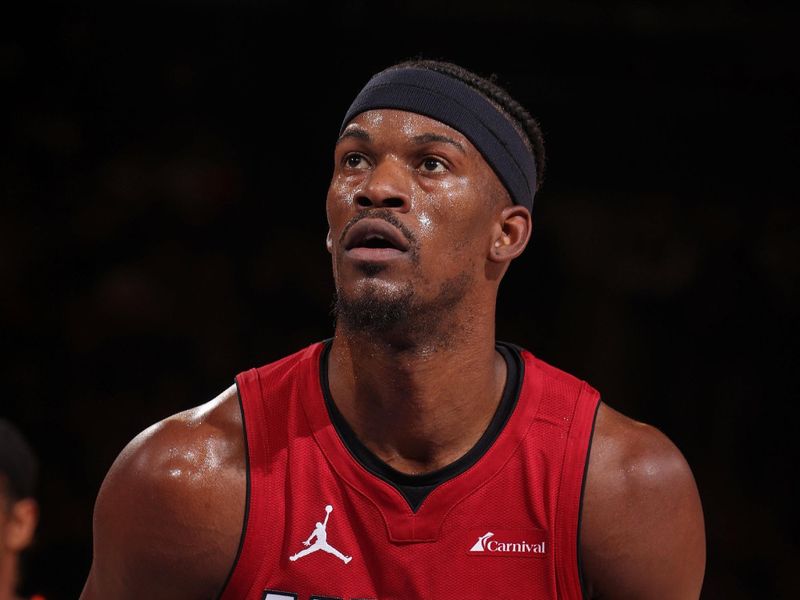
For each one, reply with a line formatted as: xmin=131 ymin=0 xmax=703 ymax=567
xmin=577 ymin=399 xmax=601 ymax=600
xmin=555 ymin=383 xmax=601 ymax=600
xmin=215 ymin=380 xmax=252 ymax=600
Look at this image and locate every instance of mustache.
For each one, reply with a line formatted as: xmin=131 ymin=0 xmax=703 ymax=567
xmin=339 ymin=209 xmax=418 ymax=250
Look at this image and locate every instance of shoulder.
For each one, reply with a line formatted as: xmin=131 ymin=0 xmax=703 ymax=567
xmin=81 ymin=384 xmax=246 ymax=599
xmin=580 ymin=402 xmax=706 ymax=599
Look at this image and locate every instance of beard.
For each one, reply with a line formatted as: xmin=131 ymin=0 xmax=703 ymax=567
xmin=333 ymin=280 xmax=416 ymax=333
xmin=332 ymin=271 xmax=473 ymax=348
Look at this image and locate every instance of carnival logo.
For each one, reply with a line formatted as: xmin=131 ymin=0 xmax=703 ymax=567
xmin=467 ymin=529 xmax=547 ymax=557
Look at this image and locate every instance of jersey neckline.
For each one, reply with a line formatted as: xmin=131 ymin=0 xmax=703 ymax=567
xmin=319 ymin=338 xmax=523 ymax=512
xmin=299 ymin=339 xmax=544 ymax=543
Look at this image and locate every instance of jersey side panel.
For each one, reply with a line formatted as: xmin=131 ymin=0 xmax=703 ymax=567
xmin=220 ymin=346 xmax=321 ymax=600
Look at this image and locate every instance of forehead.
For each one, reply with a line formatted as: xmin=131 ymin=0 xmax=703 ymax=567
xmin=341 ymin=109 xmax=477 ymax=151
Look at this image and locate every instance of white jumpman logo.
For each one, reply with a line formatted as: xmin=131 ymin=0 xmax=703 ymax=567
xmin=289 ymin=504 xmax=352 ymax=564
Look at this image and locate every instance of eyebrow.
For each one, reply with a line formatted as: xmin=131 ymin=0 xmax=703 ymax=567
xmin=336 ymin=129 xmax=371 ymax=145
xmin=411 ymin=133 xmax=465 ymax=154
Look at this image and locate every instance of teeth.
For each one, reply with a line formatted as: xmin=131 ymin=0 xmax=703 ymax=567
xmin=357 ymin=232 xmax=395 ymax=250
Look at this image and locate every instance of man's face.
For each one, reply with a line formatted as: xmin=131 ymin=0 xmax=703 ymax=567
xmin=326 ymin=109 xmax=508 ymax=333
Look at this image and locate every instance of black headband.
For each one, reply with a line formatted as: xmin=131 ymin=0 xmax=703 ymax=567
xmin=340 ymin=67 xmax=537 ymax=210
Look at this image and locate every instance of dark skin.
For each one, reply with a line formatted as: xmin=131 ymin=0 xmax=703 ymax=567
xmin=81 ymin=109 xmax=705 ymax=599
xmin=0 ymin=481 xmax=39 ymax=600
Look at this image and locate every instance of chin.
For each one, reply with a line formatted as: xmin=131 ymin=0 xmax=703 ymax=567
xmin=333 ymin=280 xmax=415 ymax=333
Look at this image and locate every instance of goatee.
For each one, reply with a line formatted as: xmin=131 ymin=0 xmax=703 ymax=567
xmin=332 ymin=271 xmax=472 ymax=348
xmin=333 ymin=282 xmax=415 ymax=333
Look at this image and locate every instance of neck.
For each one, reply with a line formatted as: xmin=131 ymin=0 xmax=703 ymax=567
xmin=0 ymin=552 xmax=19 ymax=600
xmin=328 ymin=303 xmax=506 ymax=475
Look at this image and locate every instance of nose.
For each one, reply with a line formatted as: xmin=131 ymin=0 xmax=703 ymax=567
xmin=355 ymin=157 xmax=411 ymax=212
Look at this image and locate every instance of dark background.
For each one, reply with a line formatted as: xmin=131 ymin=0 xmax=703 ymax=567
xmin=2 ymin=2 xmax=798 ymax=598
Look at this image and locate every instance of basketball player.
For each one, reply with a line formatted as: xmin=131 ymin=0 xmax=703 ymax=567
xmin=0 ymin=419 xmax=41 ymax=600
xmin=80 ymin=60 xmax=706 ymax=599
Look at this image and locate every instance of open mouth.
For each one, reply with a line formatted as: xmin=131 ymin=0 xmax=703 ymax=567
xmin=343 ymin=219 xmax=411 ymax=261
xmin=359 ymin=235 xmax=397 ymax=249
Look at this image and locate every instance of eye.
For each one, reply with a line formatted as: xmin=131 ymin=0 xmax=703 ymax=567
xmin=421 ymin=157 xmax=447 ymax=173
xmin=344 ymin=153 xmax=369 ymax=169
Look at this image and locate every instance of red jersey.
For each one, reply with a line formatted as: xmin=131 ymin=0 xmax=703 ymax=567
xmin=220 ymin=340 xmax=600 ymax=600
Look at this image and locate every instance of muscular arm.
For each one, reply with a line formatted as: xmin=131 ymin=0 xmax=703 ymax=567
xmin=80 ymin=385 xmax=246 ymax=600
xmin=581 ymin=403 xmax=706 ymax=599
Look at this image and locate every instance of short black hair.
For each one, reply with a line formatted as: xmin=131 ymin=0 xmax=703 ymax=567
xmin=388 ymin=59 xmax=547 ymax=193
xmin=0 ymin=419 xmax=38 ymax=501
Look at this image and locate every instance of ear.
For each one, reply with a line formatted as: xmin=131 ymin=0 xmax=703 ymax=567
xmin=488 ymin=205 xmax=532 ymax=263
xmin=4 ymin=498 xmax=38 ymax=552
xmin=326 ymin=229 xmax=333 ymax=254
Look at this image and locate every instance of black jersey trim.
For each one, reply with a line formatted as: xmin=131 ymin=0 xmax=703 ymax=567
xmin=319 ymin=339 xmax=524 ymax=512
xmin=215 ymin=381 xmax=252 ymax=600
xmin=577 ymin=398 xmax=602 ymax=600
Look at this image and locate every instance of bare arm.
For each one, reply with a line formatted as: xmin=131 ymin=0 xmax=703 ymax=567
xmin=581 ymin=403 xmax=706 ymax=599
xmin=80 ymin=385 xmax=246 ymax=600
